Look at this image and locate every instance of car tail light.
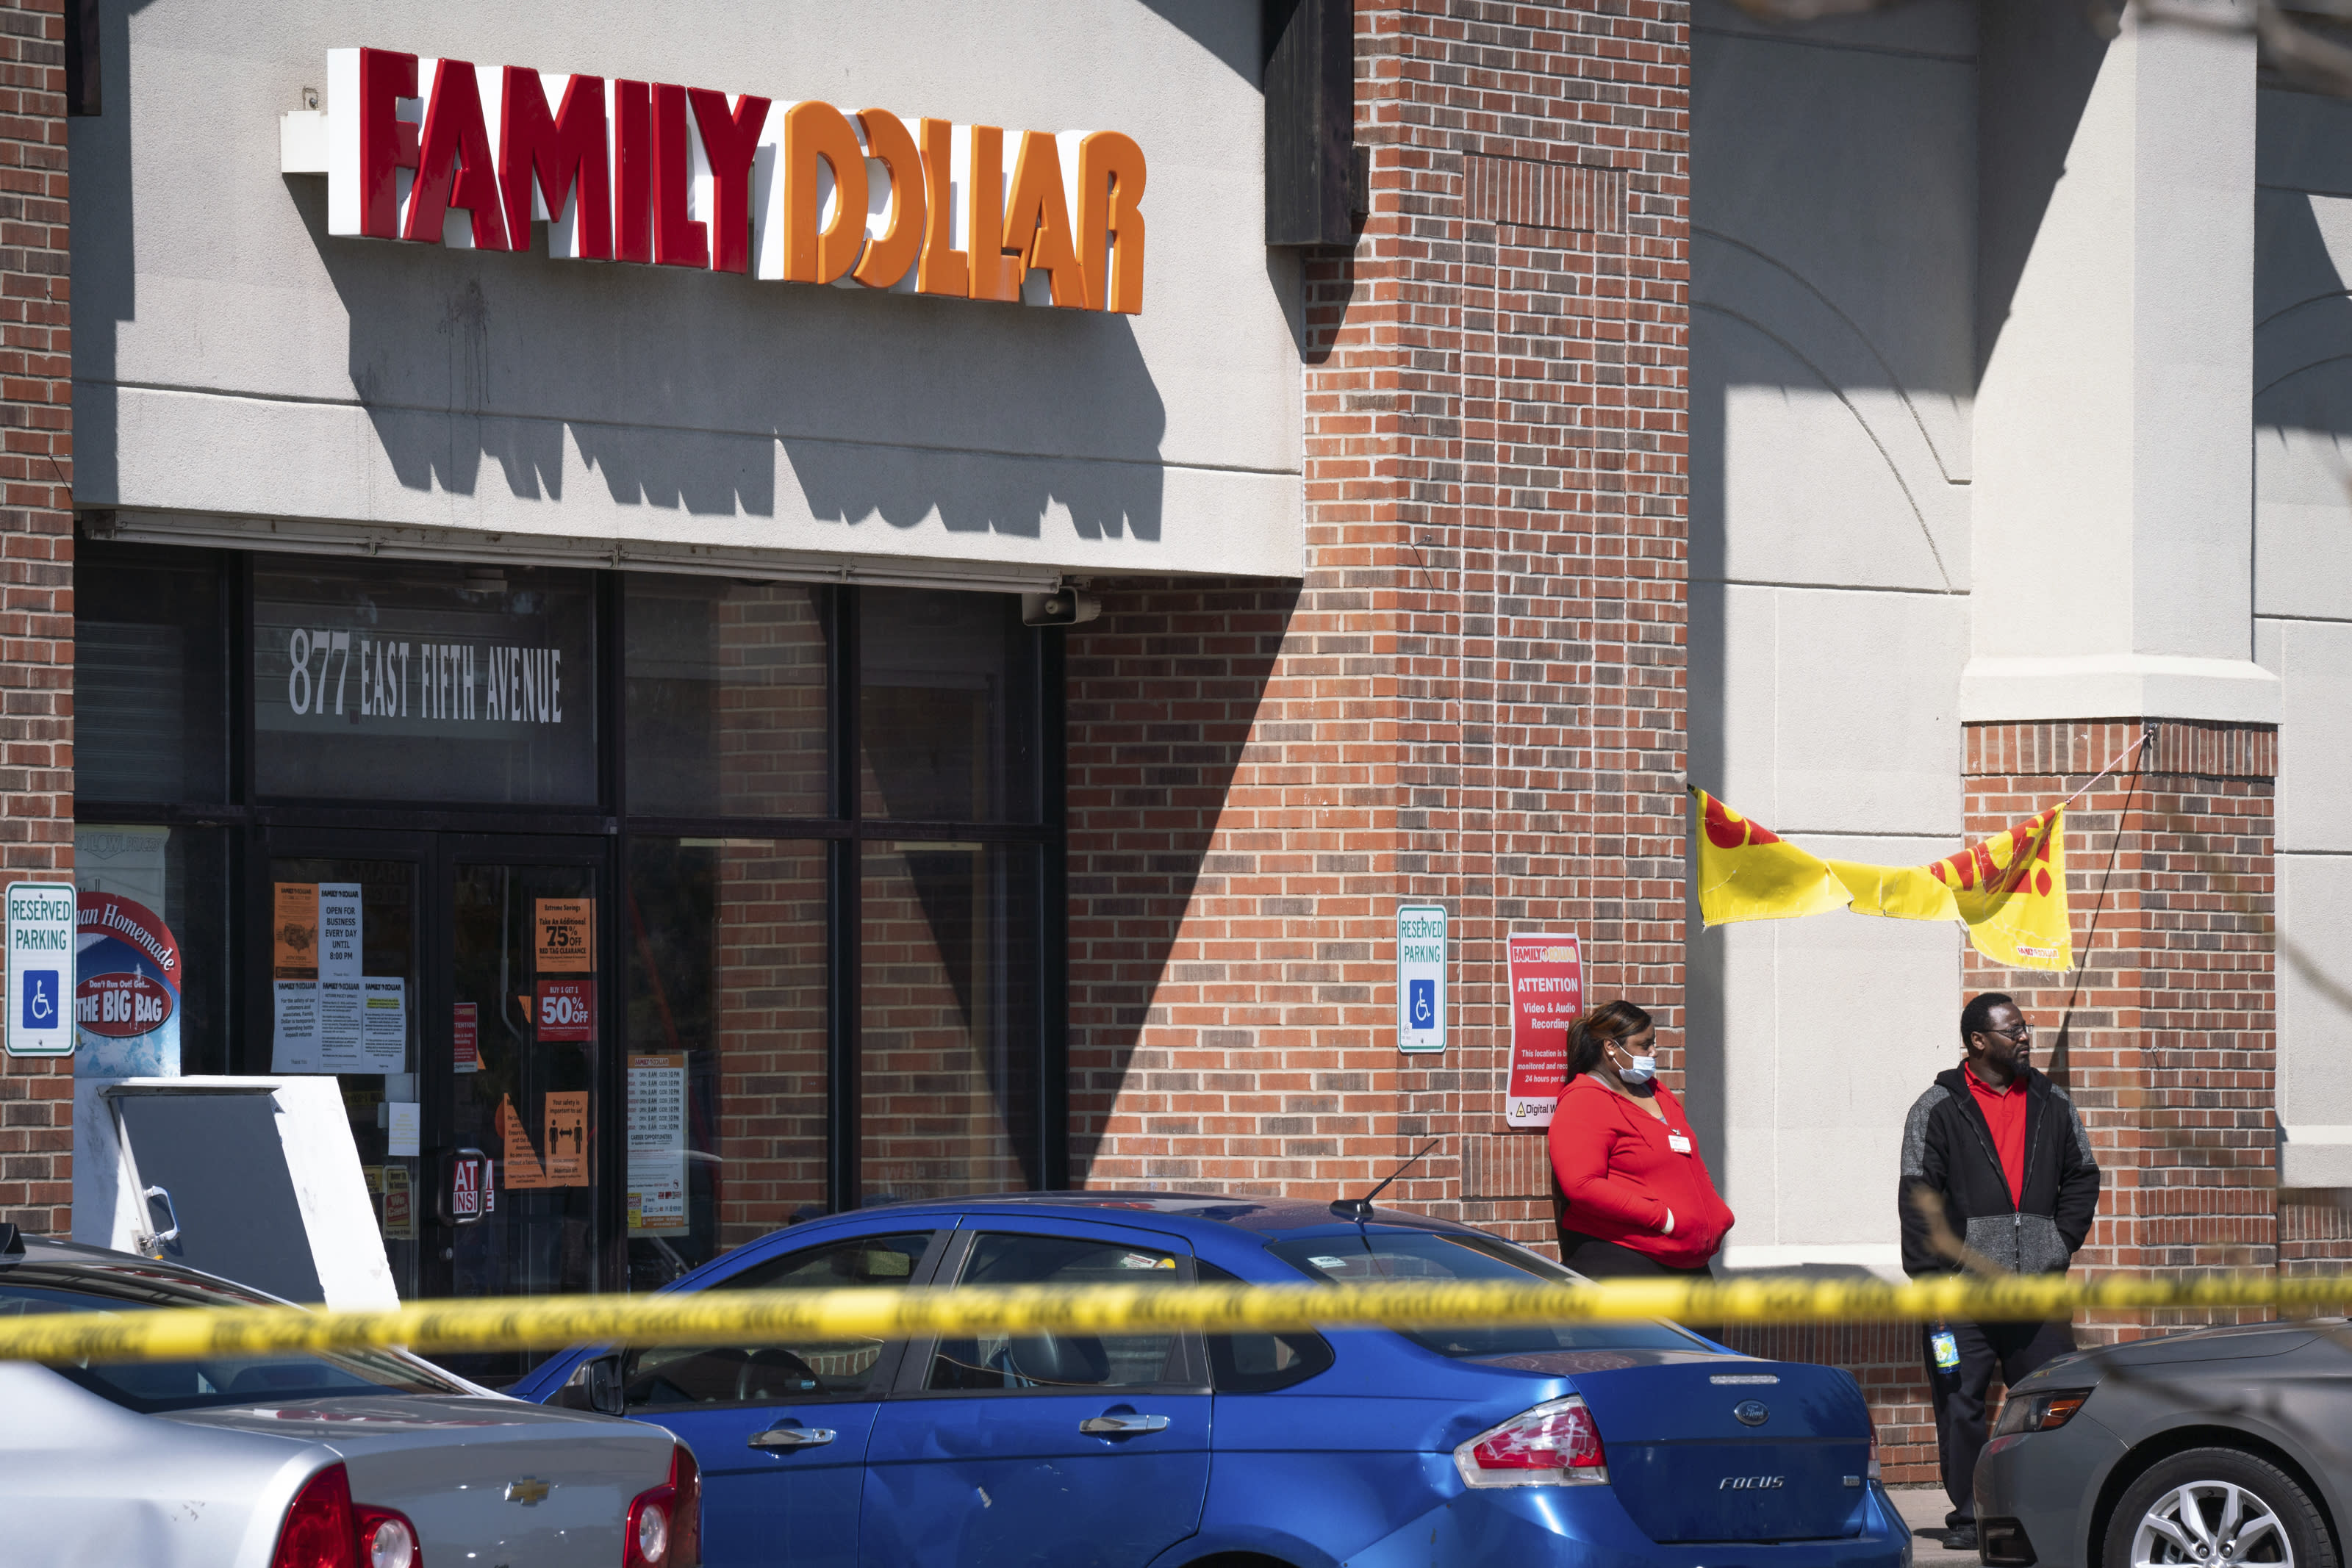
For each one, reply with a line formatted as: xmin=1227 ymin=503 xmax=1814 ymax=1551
xmin=625 ymin=1444 xmax=701 ymax=1567
xmin=1453 ymin=1396 xmax=1609 ymax=1488
xmin=1867 ymin=1423 xmax=1882 ymax=1481
xmin=272 ymin=1467 xmax=423 ymax=1568
xmin=355 ymin=1506 xmax=423 ymax=1568
xmin=273 ymin=1464 xmax=356 ymax=1568
xmin=1993 ymin=1387 xmax=2091 ymax=1436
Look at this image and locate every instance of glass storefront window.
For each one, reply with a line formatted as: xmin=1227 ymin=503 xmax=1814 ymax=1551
xmin=446 ymin=856 xmax=606 ymax=1373
xmin=76 ymin=545 xmax=226 ymax=804
xmin=77 ymin=543 xmax=1059 ymax=1303
xmin=74 ymin=824 xmax=230 ymax=1078
xmin=252 ymin=558 xmax=598 ymax=805
xmin=860 ymin=588 xmax=1039 ymax=823
xmin=265 ymin=854 xmax=421 ymax=1300
xmin=861 ymin=840 xmax=1041 ymax=1204
xmin=625 ymin=577 xmax=830 ymax=819
xmin=625 ymin=837 xmax=827 ymax=1285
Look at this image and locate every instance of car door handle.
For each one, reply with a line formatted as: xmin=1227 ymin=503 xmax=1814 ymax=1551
xmin=1078 ymin=1414 xmax=1170 ymax=1436
xmin=748 ymin=1424 xmax=837 ymax=1450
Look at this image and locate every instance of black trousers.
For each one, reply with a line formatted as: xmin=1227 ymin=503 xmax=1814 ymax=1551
xmin=1557 ymin=1231 xmax=1712 ymax=1279
xmin=1923 ymin=1317 xmax=2077 ymax=1526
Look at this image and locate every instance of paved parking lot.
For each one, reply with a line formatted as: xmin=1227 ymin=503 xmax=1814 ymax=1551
xmin=1891 ymin=1486 xmax=1978 ymax=1566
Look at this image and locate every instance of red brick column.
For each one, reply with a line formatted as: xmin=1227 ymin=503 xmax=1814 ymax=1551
xmin=0 ymin=0 xmax=72 ymax=1237
xmin=1066 ymin=2 xmax=1690 ymax=1234
xmin=1962 ymin=719 xmax=2279 ymax=1339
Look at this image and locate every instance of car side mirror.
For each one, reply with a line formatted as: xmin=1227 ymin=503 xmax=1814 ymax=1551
xmin=586 ymin=1353 xmax=625 ymax=1417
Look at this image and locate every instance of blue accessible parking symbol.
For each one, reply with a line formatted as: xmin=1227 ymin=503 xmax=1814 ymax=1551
xmin=21 ymin=969 xmax=57 ymax=1029
xmin=1395 ymin=903 xmax=1447 ymax=1054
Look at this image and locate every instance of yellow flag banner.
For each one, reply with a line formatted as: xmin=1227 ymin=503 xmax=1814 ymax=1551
xmin=1691 ymin=790 xmax=1849 ymax=924
xmin=1928 ymin=805 xmax=2072 ymax=971
xmin=1690 ymin=790 xmax=2073 ymax=972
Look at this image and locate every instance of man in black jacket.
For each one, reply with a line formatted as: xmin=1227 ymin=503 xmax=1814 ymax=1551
xmin=1899 ymin=991 xmax=2101 ymax=1553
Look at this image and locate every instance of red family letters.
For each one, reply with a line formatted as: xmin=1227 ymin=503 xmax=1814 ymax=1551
xmin=323 ymin=48 xmax=1147 ymax=313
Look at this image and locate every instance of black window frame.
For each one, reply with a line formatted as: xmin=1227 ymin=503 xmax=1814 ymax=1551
xmin=72 ymin=542 xmax=1069 ymax=1242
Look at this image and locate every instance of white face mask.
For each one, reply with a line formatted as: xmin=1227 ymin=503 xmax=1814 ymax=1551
xmin=1613 ymin=1044 xmax=1657 ymax=1085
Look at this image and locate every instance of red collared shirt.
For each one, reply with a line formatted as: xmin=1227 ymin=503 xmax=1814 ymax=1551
xmin=1965 ymin=1063 xmax=2027 ymax=1206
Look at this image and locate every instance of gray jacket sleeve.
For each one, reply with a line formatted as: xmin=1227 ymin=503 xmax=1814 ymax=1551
xmin=1899 ymin=1085 xmax=1952 ymax=1278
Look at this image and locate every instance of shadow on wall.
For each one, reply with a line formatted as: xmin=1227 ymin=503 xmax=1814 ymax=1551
xmin=1974 ymin=0 xmax=2109 ymax=384
xmin=87 ymin=148 xmax=1172 ymax=546
xmin=293 ymin=173 xmax=1170 ymax=544
xmin=1061 ymin=578 xmax=1297 ymax=1186
xmin=65 ymin=0 xmax=150 ymax=507
xmin=1682 ymin=0 xmax=2107 ymax=1167
xmin=2256 ymin=166 xmax=2352 ymax=440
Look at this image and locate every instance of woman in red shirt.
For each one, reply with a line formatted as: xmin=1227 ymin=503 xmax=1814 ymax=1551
xmin=1548 ymin=1000 xmax=1735 ymax=1276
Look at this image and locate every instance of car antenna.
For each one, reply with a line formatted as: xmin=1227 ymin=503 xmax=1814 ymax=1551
xmin=1330 ymin=1138 xmax=1441 ymax=1221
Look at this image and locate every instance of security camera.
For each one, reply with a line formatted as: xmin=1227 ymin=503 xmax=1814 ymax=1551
xmin=1020 ymin=588 xmax=1101 ymax=627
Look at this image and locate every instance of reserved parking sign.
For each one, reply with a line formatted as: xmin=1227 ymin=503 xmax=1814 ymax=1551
xmin=7 ymin=883 xmax=76 ymax=1057
xmin=1396 ymin=904 xmax=1448 ymax=1054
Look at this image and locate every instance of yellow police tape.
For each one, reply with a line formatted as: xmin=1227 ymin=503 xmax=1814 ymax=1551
xmin=8 ymin=1270 xmax=2352 ymax=1365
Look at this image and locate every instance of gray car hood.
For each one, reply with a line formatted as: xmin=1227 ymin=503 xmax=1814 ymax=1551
xmin=2025 ymin=1321 xmax=2331 ymax=1386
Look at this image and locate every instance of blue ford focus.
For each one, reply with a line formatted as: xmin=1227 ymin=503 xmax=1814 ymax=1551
xmin=511 ymin=1194 xmax=1911 ymax=1568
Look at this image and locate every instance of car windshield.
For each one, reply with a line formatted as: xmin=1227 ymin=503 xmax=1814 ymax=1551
xmin=1 ymin=1265 xmax=466 ymax=1413
xmin=1267 ymin=1231 xmax=1710 ymax=1358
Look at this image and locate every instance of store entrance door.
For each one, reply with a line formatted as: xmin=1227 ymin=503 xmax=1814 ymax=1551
xmin=258 ymin=830 xmax=612 ymax=1378
xmin=434 ymin=837 xmax=613 ymax=1378
xmin=260 ymin=830 xmax=431 ymax=1300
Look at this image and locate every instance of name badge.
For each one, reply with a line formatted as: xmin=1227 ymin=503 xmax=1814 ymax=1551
xmin=1668 ymin=1133 xmax=1693 ymax=1154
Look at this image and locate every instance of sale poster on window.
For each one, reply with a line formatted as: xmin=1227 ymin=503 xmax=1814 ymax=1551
xmin=534 ymin=899 xmax=592 ymax=972
xmin=534 ymin=978 xmax=593 ymax=1043
xmin=1505 ymin=931 xmax=1582 ymax=1129
xmin=627 ymin=1054 xmax=688 ymax=1237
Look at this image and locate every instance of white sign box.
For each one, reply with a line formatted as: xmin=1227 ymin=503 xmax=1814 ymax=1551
xmin=1396 ymin=904 xmax=1448 ymax=1054
xmin=7 ymin=882 xmax=75 ymax=1057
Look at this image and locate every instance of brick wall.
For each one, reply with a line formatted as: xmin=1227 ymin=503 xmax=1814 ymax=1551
xmin=0 ymin=0 xmax=71 ymax=1237
xmin=861 ymin=844 xmax=1036 ymax=1204
xmin=1961 ymin=719 xmax=2279 ymax=1341
xmin=708 ymin=841 xmax=826 ymax=1247
xmin=1067 ymin=0 xmax=1691 ymax=1231
xmin=2280 ymin=1189 xmax=2352 ymax=1273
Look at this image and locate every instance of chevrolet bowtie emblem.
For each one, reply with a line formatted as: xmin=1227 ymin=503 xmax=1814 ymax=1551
xmin=505 ymin=1478 xmax=551 ymax=1506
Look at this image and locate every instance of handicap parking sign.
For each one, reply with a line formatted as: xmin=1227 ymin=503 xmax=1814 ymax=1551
xmin=1395 ymin=905 xmax=1447 ymax=1054
xmin=20 ymin=970 xmax=56 ymax=1030
xmin=5 ymin=882 xmax=74 ymax=1057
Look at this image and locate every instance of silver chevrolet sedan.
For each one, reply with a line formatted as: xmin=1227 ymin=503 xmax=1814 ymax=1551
xmin=0 ymin=1226 xmax=697 ymax=1568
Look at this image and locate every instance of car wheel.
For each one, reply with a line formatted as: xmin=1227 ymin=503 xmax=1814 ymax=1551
xmin=2104 ymin=1448 xmax=2336 ymax=1568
